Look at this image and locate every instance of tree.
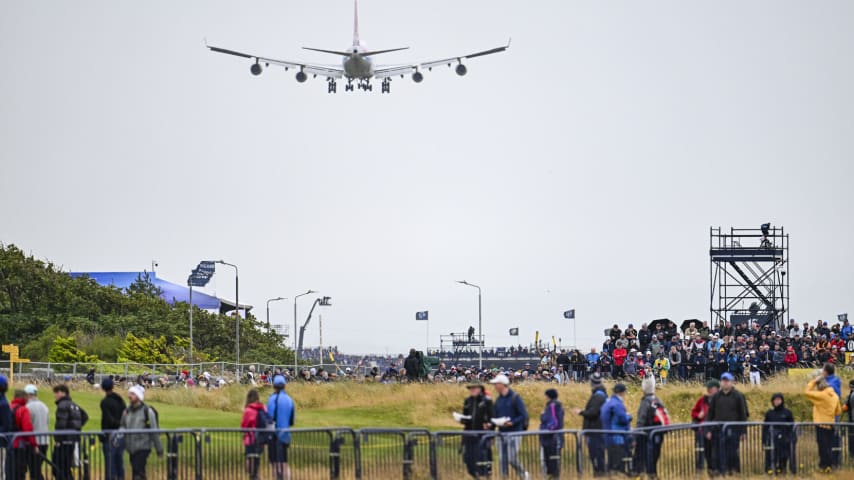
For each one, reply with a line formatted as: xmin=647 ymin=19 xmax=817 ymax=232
xmin=125 ymin=271 xmax=163 ymax=298
xmin=48 ymin=336 xmax=100 ymax=364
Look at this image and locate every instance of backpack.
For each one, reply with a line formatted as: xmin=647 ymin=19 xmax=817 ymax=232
xmin=254 ymin=407 xmax=275 ymax=445
xmin=648 ymin=397 xmax=671 ymax=426
xmin=126 ymin=403 xmax=158 ymax=429
xmin=511 ymin=392 xmax=530 ymax=430
xmin=68 ymin=402 xmax=89 ymax=430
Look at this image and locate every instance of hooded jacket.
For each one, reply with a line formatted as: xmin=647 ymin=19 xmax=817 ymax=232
xmin=11 ymin=397 xmax=37 ymax=448
xmin=579 ymin=386 xmax=607 ymax=430
xmin=600 ymin=394 xmax=631 ymax=446
xmin=539 ymin=399 xmax=564 ymax=448
xmin=804 ymin=379 xmax=842 ymax=425
xmin=762 ymin=393 xmax=794 ymax=444
xmin=241 ymin=402 xmax=267 ymax=446
xmin=100 ymin=391 xmax=126 ymax=431
xmin=461 ymin=391 xmax=495 ymax=432
xmin=120 ymin=402 xmax=164 ymax=455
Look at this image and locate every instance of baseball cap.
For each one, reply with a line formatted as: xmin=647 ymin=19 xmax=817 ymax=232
xmin=24 ymin=384 xmax=38 ymax=395
xmin=613 ymin=383 xmax=627 ymax=394
xmin=489 ymin=374 xmax=510 ymax=385
xmin=720 ymin=372 xmax=734 ymax=381
xmin=273 ymin=375 xmax=287 ymax=387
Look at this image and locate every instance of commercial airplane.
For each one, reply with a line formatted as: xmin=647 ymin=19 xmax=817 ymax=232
xmin=207 ymin=0 xmax=509 ymax=94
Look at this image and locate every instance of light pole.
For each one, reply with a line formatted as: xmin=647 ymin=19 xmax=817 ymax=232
xmin=266 ymin=296 xmax=286 ymax=329
xmin=293 ymin=290 xmax=315 ymax=375
xmin=457 ymin=280 xmax=483 ymax=369
xmin=216 ymin=260 xmax=239 ymax=372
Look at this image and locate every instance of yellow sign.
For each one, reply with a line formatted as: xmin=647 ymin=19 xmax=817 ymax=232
xmin=2 ymin=344 xmax=30 ymax=385
xmin=787 ymin=367 xmax=821 ymax=379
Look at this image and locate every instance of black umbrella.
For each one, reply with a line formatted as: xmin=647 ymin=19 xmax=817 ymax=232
xmin=680 ymin=319 xmax=701 ymax=332
xmin=647 ymin=318 xmax=672 ymax=333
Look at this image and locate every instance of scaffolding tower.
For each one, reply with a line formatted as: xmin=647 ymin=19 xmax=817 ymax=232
xmin=710 ymin=225 xmax=789 ymax=331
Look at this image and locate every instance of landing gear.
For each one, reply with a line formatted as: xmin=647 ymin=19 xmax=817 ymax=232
xmin=327 ymin=78 xmax=337 ymax=94
xmin=357 ymin=81 xmax=372 ymax=91
xmin=345 ymin=79 xmax=354 ymax=92
xmin=381 ymin=78 xmax=391 ymax=94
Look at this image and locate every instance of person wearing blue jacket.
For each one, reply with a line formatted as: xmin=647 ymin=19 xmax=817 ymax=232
xmin=600 ymin=383 xmax=632 ymax=475
xmin=539 ymin=389 xmax=564 ymax=479
xmin=267 ymin=375 xmax=295 ymax=480
xmin=490 ymin=374 xmax=530 ymax=479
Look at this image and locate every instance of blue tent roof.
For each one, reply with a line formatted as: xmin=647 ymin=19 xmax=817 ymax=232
xmin=69 ymin=272 xmax=223 ymax=310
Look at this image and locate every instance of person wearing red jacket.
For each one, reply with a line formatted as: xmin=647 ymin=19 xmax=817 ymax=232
xmin=784 ymin=346 xmax=798 ymax=368
xmin=11 ymin=390 xmax=37 ymax=480
xmin=241 ymin=389 xmax=268 ymax=480
xmin=691 ymin=380 xmax=719 ymax=473
xmin=613 ymin=346 xmax=627 ymax=379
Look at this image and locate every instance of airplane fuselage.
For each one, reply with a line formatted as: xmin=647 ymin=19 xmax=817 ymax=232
xmin=342 ymin=45 xmax=374 ymax=79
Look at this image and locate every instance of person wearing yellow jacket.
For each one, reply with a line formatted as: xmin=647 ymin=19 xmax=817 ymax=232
xmin=804 ymin=377 xmax=842 ymax=473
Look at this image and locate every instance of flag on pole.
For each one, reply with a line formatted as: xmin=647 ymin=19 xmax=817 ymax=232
xmin=564 ymin=309 xmax=575 ymax=319
xmin=415 ymin=311 xmax=429 ymax=321
xmin=839 ymin=313 xmax=848 ymax=322
xmin=509 ymin=328 xmax=519 ymax=336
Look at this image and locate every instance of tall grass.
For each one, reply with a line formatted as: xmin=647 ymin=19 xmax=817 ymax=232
xmin=136 ymin=373 xmax=852 ymax=429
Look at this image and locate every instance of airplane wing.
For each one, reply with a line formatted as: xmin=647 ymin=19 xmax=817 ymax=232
xmin=373 ymin=65 xmax=417 ymax=79
xmin=207 ymin=44 xmax=344 ymax=79
xmin=419 ymin=41 xmax=510 ymax=71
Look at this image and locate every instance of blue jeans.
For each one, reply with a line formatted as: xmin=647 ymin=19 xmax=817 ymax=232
xmin=103 ymin=437 xmax=125 ymax=480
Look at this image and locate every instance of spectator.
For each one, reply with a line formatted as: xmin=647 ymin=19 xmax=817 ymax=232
xmin=706 ymin=372 xmax=748 ymax=475
xmin=489 ymin=374 xmax=529 ymax=479
xmin=762 ymin=393 xmax=794 ymax=474
xmin=0 ymin=376 xmax=11 ymax=475
xmin=100 ymin=378 xmax=127 ymax=480
xmin=241 ymin=389 xmax=267 ymax=480
xmin=10 ymin=389 xmax=37 ymax=480
xmin=653 ymin=352 xmax=670 ymax=384
xmin=268 ymin=375 xmax=295 ymax=480
xmin=746 ymin=352 xmax=761 ymax=386
xmin=612 ymin=344 xmax=627 ymax=379
xmin=691 ymin=379 xmax=718 ymax=472
xmin=459 ymin=382 xmax=495 ymax=478
xmin=633 ymin=375 xmax=665 ymax=476
xmin=600 ymin=383 xmax=631 ymax=475
xmin=804 ymin=377 xmax=841 ymax=473
xmin=52 ymin=384 xmax=88 ymax=480
xmin=120 ymin=385 xmax=163 ymax=480
xmin=404 ymin=349 xmax=421 ymax=382
xmin=538 ymin=389 xmax=564 ymax=480
xmin=843 ymin=379 xmax=854 ymax=458
xmin=24 ymin=384 xmax=49 ymax=480
xmin=574 ymin=373 xmax=607 ymax=477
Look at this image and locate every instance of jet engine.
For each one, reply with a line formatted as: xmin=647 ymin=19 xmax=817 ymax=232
xmin=250 ymin=63 xmax=263 ymax=76
xmin=412 ymin=71 xmax=424 ymax=83
xmin=455 ymin=64 xmax=468 ymax=76
xmin=296 ymin=71 xmax=308 ymax=83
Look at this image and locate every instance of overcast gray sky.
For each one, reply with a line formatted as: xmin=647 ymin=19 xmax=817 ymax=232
xmin=2 ymin=1 xmax=853 ymax=355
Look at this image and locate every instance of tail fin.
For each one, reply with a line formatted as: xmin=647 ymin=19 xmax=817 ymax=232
xmin=353 ymin=0 xmax=360 ymax=46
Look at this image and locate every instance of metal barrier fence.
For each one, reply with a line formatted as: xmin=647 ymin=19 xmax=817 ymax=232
xmin=2 ymin=423 xmax=853 ymax=479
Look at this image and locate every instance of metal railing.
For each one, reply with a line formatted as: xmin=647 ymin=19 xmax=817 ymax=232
xmin=2 ymin=423 xmax=852 ymax=479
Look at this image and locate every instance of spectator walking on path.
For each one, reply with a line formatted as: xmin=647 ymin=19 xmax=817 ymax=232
xmin=844 ymin=379 xmax=854 ymax=458
xmin=804 ymin=377 xmax=841 ymax=473
xmin=690 ymin=379 xmax=718 ymax=472
xmin=10 ymin=389 xmax=37 ymax=480
xmin=52 ymin=384 xmax=88 ymax=480
xmin=538 ymin=389 xmax=564 ymax=479
xmin=600 ymin=383 xmax=632 ymax=475
xmin=24 ymin=384 xmax=49 ymax=480
xmin=574 ymin=373 xmax=607 ymax=477
xmin=268 ymin=375 xmax=296 ymax=480
xmin=100 ymin=378 xmax=127 ymax=480
xmin=705 ymin=372 xmax=748 ymax=475
xmin=404 ymin=349 xmax=421 ymax=382
xmin=241 ymin=389 xmax=268 ymax=480
xmin=0 ymin=376 xmax=12 ymax=479
xmin=490 ymin=374 xmax=530 ymax=479
xmin=119 ymin=386 xmax=163 ymax=480
xmin=762 ymin=393 xmax=794 ymax=474
xmin=459 ymin=382 xmax=495 ymax=478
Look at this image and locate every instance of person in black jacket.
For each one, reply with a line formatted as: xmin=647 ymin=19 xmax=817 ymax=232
xmin=100 ymin=377 xmax=127 ymax=480
xmin=574 ymin=373 xmax=608 ymax=477
xmin=762 ymin=393 xmax=794 ymax=474
xmin=705 ymin=373 xmax=749 ymax=475
xmin=459 ymin=383 xmax=495 ymax=478
xmin=52 ymin=384 xmax=88 ymax=480
xmin=403 ymin=349 xmax=421 ymax=382
xmin=539 ymin=389 xmax=564 ymax=479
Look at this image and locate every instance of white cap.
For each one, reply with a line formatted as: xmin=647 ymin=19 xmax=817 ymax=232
xmin=24 ymin=384 xmax=38 ymax=395
xmin=489 ymin=374 xmax=510 ymax=385
xmin=128 ymin=385 xmax=145 ymax=402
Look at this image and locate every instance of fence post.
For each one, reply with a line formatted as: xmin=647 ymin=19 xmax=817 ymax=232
xmin=576 ymin=432 xmax=584 ymax=476
xmin=428 ymin=433 xmax=438 ymax=480
xmin=402 ymin=433 xmax=416 ymax=480
xmin=194 ymin=431 xmax=204 ymax=480
xmin=167 ymin=433 xmax=179 ymax=480
xmin=353 ymin=431 xmax=362 ymax=480
xmin=329 ymin=431 xmax=343 ymax=480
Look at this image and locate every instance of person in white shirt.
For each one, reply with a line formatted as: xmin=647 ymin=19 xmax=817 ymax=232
xmin=25 ymin=384 xmax=50 ymax=478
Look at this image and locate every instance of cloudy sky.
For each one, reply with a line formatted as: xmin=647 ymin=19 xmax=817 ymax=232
xmin=2 ymin=1 xmax=852 ymax=354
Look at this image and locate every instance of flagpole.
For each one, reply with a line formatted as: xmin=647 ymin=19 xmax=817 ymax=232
xmin=426 ymin=317 xmax=429 ymax=354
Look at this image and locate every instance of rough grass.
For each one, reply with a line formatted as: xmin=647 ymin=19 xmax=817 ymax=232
xmin=32 ymin=372 xmax=848 ymax=431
